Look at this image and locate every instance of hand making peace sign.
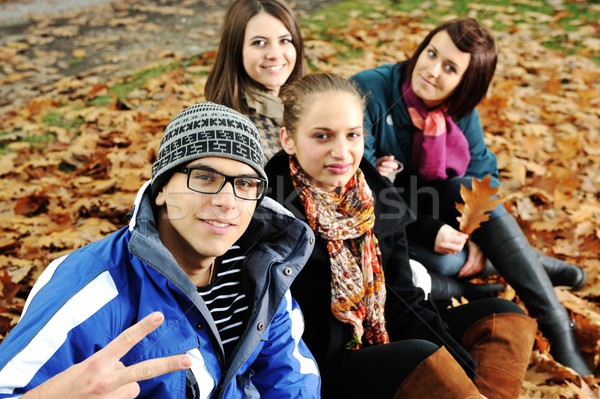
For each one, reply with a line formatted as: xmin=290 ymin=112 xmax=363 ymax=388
xmin=22 ymin=312 xmax=192 ymax=399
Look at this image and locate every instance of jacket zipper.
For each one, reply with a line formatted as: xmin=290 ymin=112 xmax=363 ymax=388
xmin=213 ymin=230 xmax=308 ymax=398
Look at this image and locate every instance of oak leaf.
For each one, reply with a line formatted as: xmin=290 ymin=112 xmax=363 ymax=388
xmin=456 ymin=175 xmax=503 ymax=235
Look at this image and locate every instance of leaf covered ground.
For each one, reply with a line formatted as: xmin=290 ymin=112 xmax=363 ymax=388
xmin=0 ymin=0 xmax=598 ymax=396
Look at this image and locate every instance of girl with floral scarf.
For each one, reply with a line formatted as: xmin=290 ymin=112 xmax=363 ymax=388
xmin=265 ymin=72 xmax=537 ymax=399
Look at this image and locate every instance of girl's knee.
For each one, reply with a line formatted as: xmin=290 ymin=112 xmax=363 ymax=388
xmin=399 ymin=339 xmax=440 ymax=361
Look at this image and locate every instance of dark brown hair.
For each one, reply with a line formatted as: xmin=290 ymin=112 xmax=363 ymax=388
xmin=403 ymin=18 xmax=497 ymax=120
xmin=281 ymin=73 xmax=366 ymax=137
xmin=205 ymin=0 xmax=305 ymax=114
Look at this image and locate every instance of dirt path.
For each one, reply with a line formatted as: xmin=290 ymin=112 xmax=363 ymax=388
xmin=0 ymin=0 xmax=340 ymax=111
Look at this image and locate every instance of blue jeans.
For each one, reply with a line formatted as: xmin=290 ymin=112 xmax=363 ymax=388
xmin=405 ymin=176 xmax=507 ymax=276
xmin=409 ymin=240 xmax=467 ymax=276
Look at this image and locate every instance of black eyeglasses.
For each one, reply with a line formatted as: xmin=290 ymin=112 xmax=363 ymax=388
xmin=178 ymin=166 xmax=267 ymax=201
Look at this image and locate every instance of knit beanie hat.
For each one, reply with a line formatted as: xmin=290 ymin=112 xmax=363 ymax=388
xmin=151 ymin=102 xmax=267 ymax=199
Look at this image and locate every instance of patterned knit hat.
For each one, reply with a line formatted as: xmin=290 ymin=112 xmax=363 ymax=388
xmin=151 ymin=102 xmax=266 ymax=198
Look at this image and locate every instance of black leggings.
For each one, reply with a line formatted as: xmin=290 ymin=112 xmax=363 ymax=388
xmin=321 ymin=298 xmax=525 ymax=399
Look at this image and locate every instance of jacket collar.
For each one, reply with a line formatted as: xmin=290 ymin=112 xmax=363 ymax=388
xmin=127 ymin=182 xmax=312 ymax=286
xmin=127 ymin=181 xmax=198 ymax=296
xmin=126 ymin=182 xmax=315 ymax=358
xmin=388 ymin=62 xmax=411 ymax=129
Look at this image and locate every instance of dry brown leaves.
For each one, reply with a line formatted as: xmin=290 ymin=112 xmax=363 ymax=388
xmin=0 ymin=0 xmax=598 ymax=396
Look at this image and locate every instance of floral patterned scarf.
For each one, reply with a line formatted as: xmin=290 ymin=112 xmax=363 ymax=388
xmin=289 ymin=156 xmax=389 ymax=349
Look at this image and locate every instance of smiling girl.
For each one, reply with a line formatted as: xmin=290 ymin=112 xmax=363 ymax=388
xmin=351 ymin=18 xmax=591 ymax=376
xmin=205 ymin=0 xmax=305 ymax=162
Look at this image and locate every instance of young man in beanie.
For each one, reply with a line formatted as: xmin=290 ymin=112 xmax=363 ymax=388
xmin=0 ymin=102 xmax=320 ymax=398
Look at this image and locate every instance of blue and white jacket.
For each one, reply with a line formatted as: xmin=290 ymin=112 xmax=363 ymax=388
xmin=0 ymin=182 xmax=320 ymax=398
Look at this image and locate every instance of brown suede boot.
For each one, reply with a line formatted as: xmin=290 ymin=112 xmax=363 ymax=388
xmin=461 ymin=313 xmax=537 ymax=399
xmin=393 ymin=346 xmax=483 ymax=399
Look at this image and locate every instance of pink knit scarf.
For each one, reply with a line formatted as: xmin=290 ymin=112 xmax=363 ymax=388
xmin=403 ymin=81 xmax=470 ymax=181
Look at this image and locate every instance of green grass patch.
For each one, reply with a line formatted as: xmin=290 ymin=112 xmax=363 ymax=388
xmin=182 ymin=55 xmax=201 ymax=68
xmin=41 ymin=112 xmax=62 ymax=126
xmin=0 ymin=131 xmax=14 ymax=155
xmin=108 ymin=62 xmax=179 ymax=100
xmin=0 ymin=131 xmax=58 ymax=152
xmin=68 ymin=57 xmax=84 ymax=66
xmin=305 ymin=1 xmax=381 ymax=32
xmin=23 ymin=132 xmax=57 ymax=147
xmin=89 ymin=95 xmax=112 ymax=106
xmin=84 ymin=59 xmax=198 ymax=107
xmin=303 ymin=1 xmax=375 ymax=62
xmin=42 ymin=111 xmax=84 ymax=130
xmin=307 ymin=0 xmax=599 ymax=63
xmin=560 ymin=2 xmax=599 ymax=31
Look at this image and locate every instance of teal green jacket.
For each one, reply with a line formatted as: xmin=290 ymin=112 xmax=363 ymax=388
xmin=351 ymin=63 xmax=499 ymax=187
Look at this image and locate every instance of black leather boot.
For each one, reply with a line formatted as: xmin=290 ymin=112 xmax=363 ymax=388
xmin=429 ymin=271 xmax=504 ymax=301
xmin=483 ymin=252 xmax=587 ymax=290
xmin=535 ymin=250 xmax=587 ymax=290
xmin=471 ymin=214 xmax=593 ymax=376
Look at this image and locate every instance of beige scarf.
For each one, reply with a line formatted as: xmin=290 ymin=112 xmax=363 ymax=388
xmin=244 ymin=86 xmax=284 ymax=125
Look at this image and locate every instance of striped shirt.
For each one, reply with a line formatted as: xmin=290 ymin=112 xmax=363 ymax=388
xmin=197 ymin=245 xmax=250 ymax=359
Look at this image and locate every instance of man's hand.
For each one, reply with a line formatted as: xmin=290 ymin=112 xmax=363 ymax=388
xmin=458 ymin=241 xmax=486 ymax=278
xmin=23 ymin=312 xmax=192 ymax=399
xmin=434 ymin=224 xmax=468 ymax=255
